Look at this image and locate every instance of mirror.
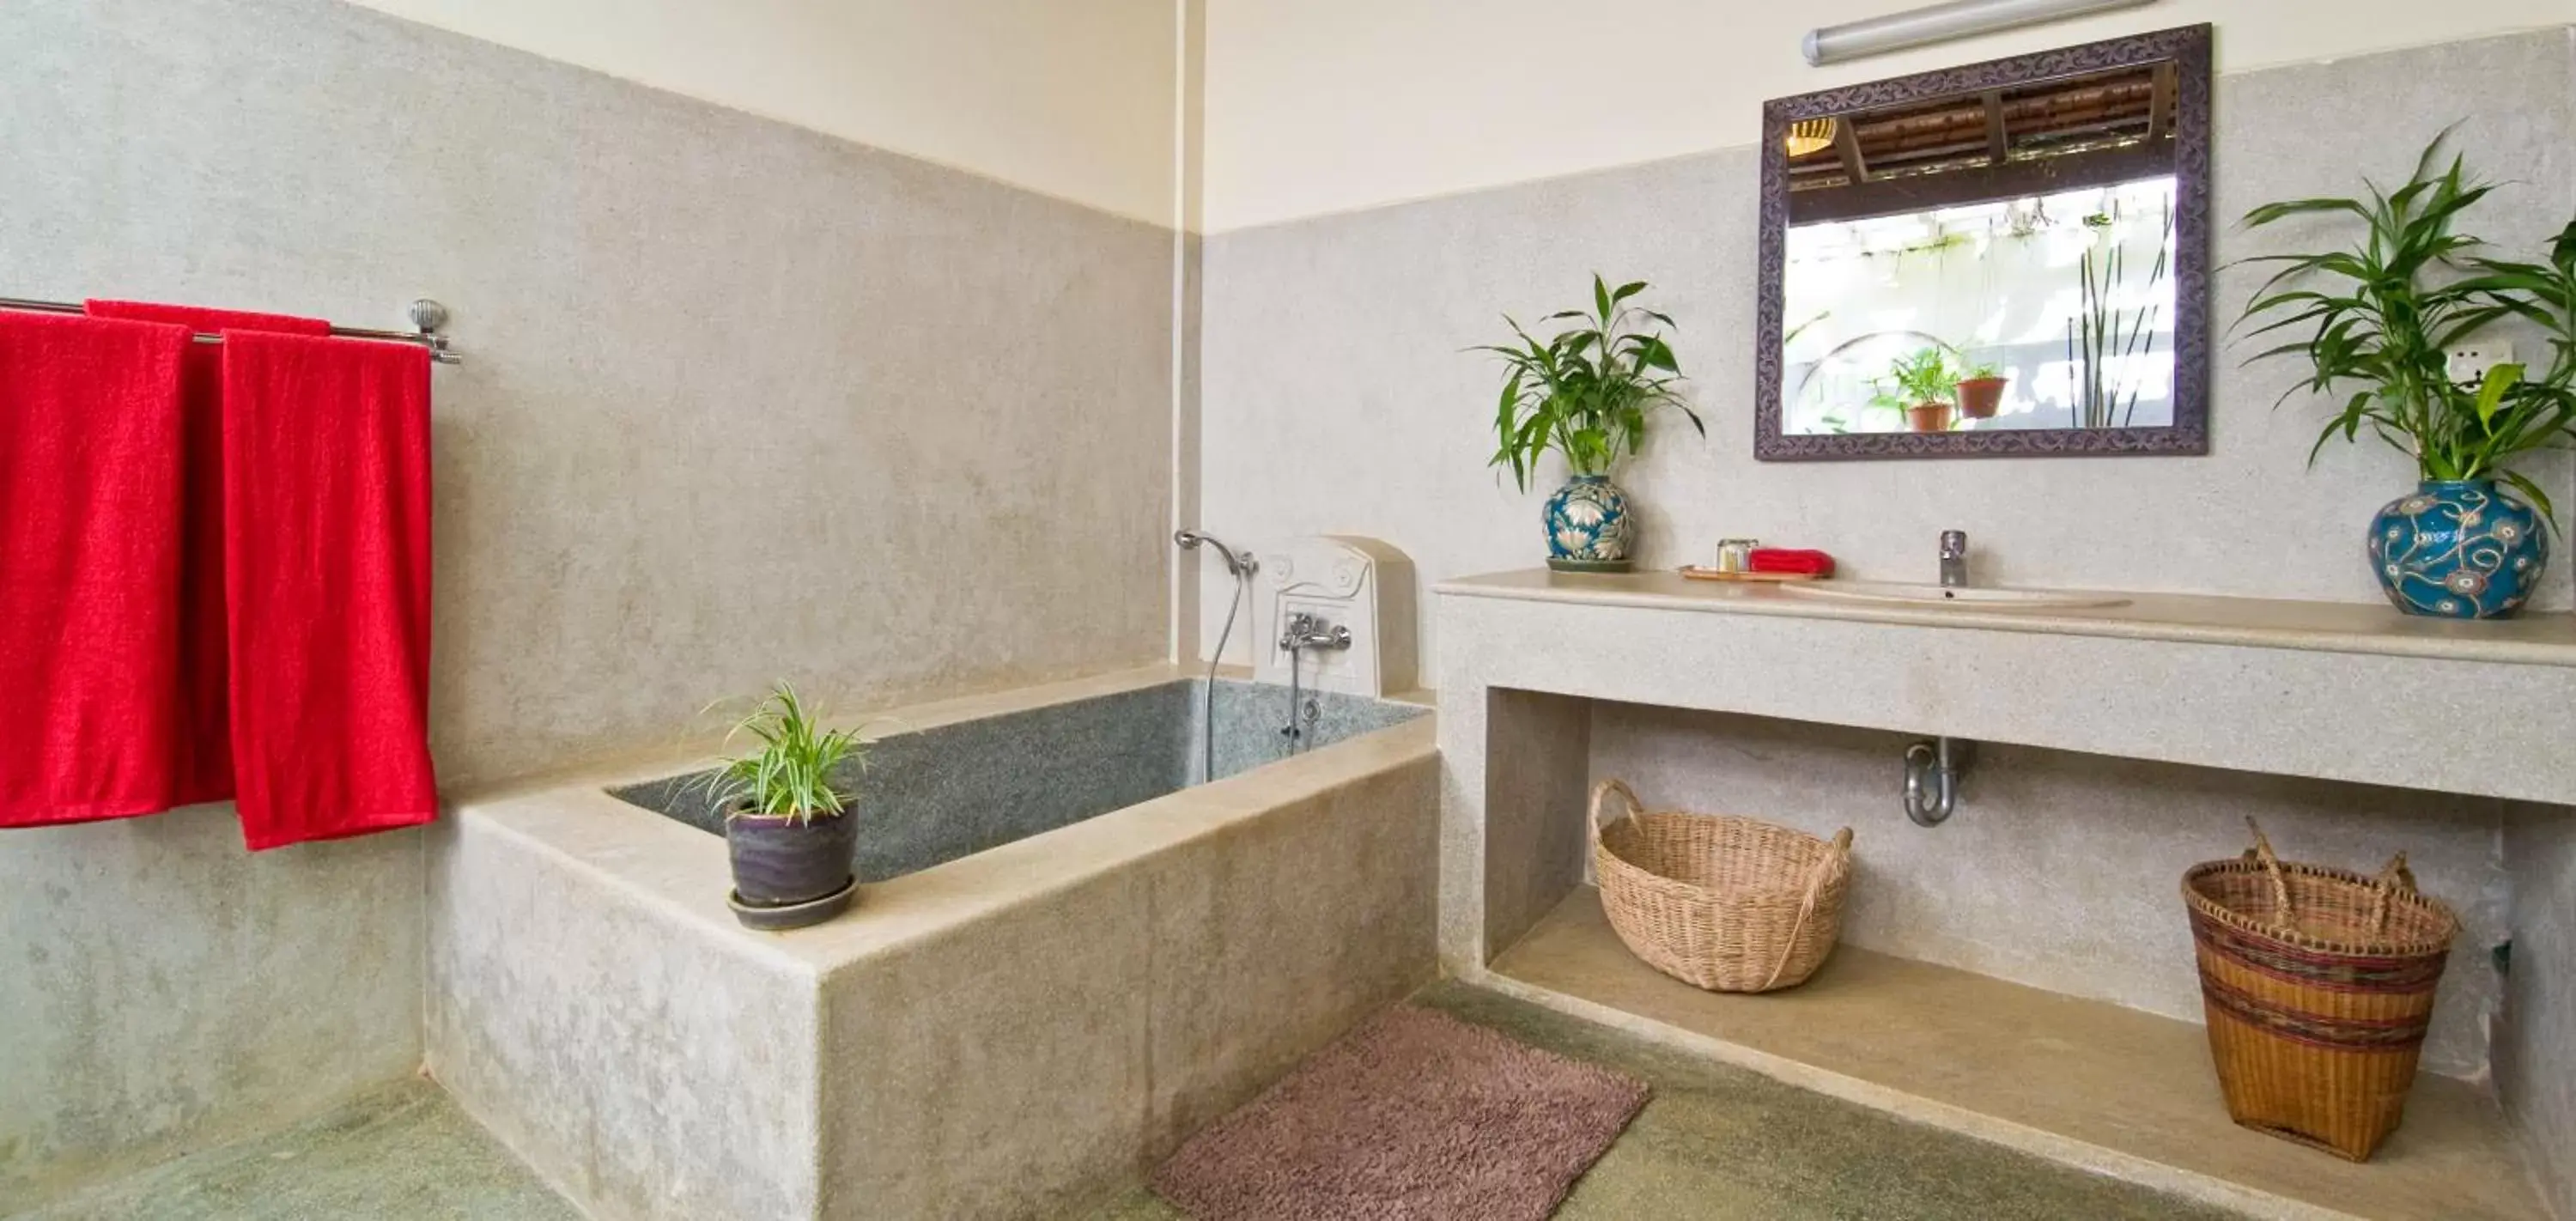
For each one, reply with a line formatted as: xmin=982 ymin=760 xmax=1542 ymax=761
xmin=1754 ymin=25 xmax=2211 ymax=459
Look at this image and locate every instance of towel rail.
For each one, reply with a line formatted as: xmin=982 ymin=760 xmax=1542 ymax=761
xmin=0 ymin=296 xmax=461 ymax=365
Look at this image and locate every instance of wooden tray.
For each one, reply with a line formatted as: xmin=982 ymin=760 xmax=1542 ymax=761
xmin=1678 ymin=567 xmax=1820 ymax=583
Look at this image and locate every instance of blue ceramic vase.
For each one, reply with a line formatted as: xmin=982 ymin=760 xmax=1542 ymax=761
xmin=1544 ymin=474 xmax=1634 ymax=571
xmin=2367 ymin=479 xmax=2547 ymax=619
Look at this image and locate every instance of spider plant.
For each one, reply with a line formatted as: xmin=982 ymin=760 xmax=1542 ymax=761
xmin=700 ymin=682 xmax=868 ymax=823
xmin=1479 ymin=276 xmax=1702 ymax=492
xmin=2236 ymin=131 xmax=2576 ymax=517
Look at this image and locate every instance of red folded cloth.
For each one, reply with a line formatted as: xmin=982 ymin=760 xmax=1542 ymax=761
xmin=221 ymin=330 xmax=439 ymax=849
xmin=88 ymin=300 xmax=331 ymax=807
xmin=0 ymin=312 xmax=192 ymax=826
xmin=1748 ymin=548 xmax=1837 ymax=577
xmin=87 ymin=301 xmax=331 ymax=335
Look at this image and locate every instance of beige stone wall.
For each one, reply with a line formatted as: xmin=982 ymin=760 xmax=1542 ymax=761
xmin=340 ymin=0 xmax=1185 ymax=224
xmin=1201 ymin=2 xmax=2572 ymax=231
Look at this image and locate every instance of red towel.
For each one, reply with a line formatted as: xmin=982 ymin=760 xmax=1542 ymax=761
xmin=220 ymin=330 xmax=438 ymax=849
xmin=0 ymin=312 xmax=192 ymax=826
xmin=1748 ymin=548 xmax=1837 ymax=577
xmin=88 ymin=300 xmax=331 ymax=807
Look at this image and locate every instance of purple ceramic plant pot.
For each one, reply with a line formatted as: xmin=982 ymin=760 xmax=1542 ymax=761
xmin=726 ymin=805 xmax=857 ymax=910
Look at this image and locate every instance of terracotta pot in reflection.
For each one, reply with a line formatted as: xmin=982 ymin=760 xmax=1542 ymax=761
xmin=1956 ymin=376 xmax=2009 ymax=419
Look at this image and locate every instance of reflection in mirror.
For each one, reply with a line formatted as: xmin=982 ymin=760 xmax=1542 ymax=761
xmin=1756 ymin=26 xmax=2210 ymax=459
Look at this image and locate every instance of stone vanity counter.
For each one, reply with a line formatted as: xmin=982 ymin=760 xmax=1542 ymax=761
xmin=1431 ymin=572 xmax=2573 ymax=1220
xmin=1432 ymin=568 xmax=2576 ymax=919
xmin=1440 ymin=569 xmax=2576 ymax=669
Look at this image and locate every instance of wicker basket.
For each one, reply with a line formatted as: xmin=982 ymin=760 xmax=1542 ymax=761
xmin=1590 ymin=780 xmax=1853 ymax=993
xmin=2181 ymin=819 xmax=2462 ymax=1162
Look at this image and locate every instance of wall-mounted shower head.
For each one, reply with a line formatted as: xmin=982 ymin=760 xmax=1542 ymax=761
xmin=1174 ymin=529 xmax=1256 ymax=579
xmin=1176 ymin=528 xmax=1259 ymax=783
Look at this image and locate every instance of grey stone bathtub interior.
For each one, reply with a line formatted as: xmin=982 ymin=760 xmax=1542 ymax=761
xmin=609 ymin=679 xmax=1423 ymax=884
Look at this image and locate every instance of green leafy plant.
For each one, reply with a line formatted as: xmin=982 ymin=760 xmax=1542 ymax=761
xmin=702 ymin=682 xmax=868 ymax=823
xmin=1479 ymin=275 xmax=1702 ymax=492
xmin=1870 ymin=346 xmax=1959 ymax=410
xmin=1962 ymin=360 xmax=2003 ymax=381
xmin=2237 ymin=131 xmax=2576 ymax=516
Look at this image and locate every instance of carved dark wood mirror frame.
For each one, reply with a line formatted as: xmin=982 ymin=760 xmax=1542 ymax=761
xmin=1754 ymin=24 xmax=2214 ymax=461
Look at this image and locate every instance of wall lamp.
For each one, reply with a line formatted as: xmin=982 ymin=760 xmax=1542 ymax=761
xmin=1803 ymin=0 xmax=2160 ymax=66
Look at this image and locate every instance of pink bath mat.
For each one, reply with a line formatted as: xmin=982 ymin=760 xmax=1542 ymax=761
xmin=1150 ymin=1005 xmax=1649 ymax=1220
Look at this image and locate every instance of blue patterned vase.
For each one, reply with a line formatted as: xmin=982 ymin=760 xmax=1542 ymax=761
xmin=2367 ymin=479 xmax=2547 ymax=619
xmin=1544 ymin=474 xmax=1633 ymax=571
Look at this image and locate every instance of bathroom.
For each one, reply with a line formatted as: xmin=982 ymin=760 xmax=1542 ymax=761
xmin=3 ymin=0 xmax=2573 ymax=1218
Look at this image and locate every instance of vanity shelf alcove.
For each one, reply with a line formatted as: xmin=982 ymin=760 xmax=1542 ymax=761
xmin=1435 ymin=569 xmax=2567 ymax=1221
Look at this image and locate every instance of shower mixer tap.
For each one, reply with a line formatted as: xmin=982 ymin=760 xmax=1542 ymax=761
xmin=1276 ymin=612 xmax=1350 ymax=749
xmin=1279 ymin=612 xmax=1352 ymax=653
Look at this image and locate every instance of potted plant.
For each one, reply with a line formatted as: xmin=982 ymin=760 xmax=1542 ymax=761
xmin=1479 ymin=275 xmax=1702 ymax=572
xmin=1874 ymin=347 xmax=1960 ymax=433
xmin=702 ymin=682 xmax=870 ymax=929
xmin=2239 ymin=133 xmax=2576 ymax=620
xmin=1955 ymin=360 xmax=2010 ymax=420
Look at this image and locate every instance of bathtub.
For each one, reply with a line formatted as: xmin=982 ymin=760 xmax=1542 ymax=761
xmin=611 ymin=677 xmax=1424 ymax=884
xmin=423 ymin=666 xmax=1438 ymax=1221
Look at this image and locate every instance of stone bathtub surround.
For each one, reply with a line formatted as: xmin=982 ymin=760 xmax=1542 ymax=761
xmin=1437 ymin=572 xmax=2571 ymax=1078
xmin=429 ymin=667 xmax=1441 ymax=1220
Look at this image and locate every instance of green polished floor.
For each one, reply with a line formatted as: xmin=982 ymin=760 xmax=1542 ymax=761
xmin=22 ymin=982 xmax=2230 ymax=1220
xmin=1091 ymin=980 xmax=2234 ymax=1221
xmin=11 ymin=1081 xmax=577 ymax=1221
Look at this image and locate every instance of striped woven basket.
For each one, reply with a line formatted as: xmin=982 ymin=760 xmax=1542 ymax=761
xmin=2180 ymin=818 xmax=2461 ymax=1162
xmin=1591 ymin=780 xmax=1853 ymax=993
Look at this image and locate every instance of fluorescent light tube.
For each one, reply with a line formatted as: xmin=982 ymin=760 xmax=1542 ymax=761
xmin=1804 ymin=0 xmax=2159 ymax=66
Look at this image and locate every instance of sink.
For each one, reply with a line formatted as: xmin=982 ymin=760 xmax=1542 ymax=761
xmin=1776 ymin=580 xmax=2131 ymax=610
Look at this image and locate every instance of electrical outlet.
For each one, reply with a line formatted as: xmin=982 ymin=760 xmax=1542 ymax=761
xmin=2448 ymin=341 xmax=2518 ymax=386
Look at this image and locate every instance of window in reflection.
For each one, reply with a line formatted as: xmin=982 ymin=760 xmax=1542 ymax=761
xmin=1783 ymin=175 xmax=2178 ymax=435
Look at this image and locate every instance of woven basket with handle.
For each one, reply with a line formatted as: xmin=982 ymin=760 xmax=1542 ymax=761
xmin=2180 ymin=818 xmax=2461 ymax=1162
xmin=1590 ymin=780 xmax=1853 ymax=993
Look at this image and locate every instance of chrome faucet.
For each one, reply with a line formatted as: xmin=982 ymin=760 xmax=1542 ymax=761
xmin=1279 ymin=611 xmax=1352 ymax=653
xmin=1939 ymin=531 xmax=1969 ymax=588
xmin=1276 ymin=611 xmax=1352 ymax=752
